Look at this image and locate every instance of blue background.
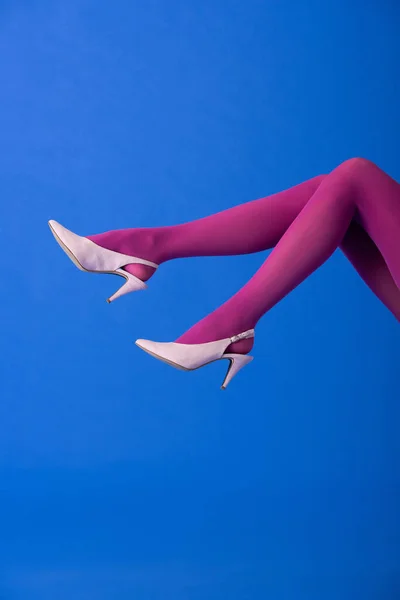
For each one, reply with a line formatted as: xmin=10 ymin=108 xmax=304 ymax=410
xmin=0 ymin=1 xmax=399 ymax=598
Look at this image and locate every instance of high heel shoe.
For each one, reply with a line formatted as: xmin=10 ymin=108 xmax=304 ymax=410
xmin=135 ymin=329 xmax=254 ymax=389
xmin=48 ymin=220 xmax=159 ymax=303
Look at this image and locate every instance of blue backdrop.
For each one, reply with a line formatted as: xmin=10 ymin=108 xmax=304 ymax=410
xmin=0 ymin=1 xmax=399 ymax=598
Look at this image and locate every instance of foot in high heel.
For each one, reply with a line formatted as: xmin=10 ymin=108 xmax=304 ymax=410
xmin=48 ymin=220 xmax=159 ymax=303
xmin=135 ymin=329 xmax=255 ymax=389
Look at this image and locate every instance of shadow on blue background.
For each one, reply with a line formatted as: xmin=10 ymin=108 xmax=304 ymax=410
xmin=0 ymin=1 xmax=399 ymax=598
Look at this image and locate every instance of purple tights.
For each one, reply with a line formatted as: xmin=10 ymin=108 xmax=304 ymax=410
xmin=89 ymin=158 xmax=400 ymax=353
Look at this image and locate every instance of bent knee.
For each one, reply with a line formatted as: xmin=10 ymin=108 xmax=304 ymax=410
xmin=334 ymin=157 xmax=379 ymax=184
xmin=339 ymin=157 xmax=376 ymax=172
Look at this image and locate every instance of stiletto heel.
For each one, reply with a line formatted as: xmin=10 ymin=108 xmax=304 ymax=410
xmin=48 ymin=220 xmax=158 ymax=302
xmin=221 ymin=353 xmax=254 ymax=390
xmin=135 ymin=329 xmax=255 ymax=389
xmin=106 ymin=269 xmax=147 ymax=303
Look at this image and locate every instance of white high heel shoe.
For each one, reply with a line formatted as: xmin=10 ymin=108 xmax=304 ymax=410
xmin=135 ymin=329 xmax=254 ymax=389
xmin=48 ymin=220 xmax=159 ymax=303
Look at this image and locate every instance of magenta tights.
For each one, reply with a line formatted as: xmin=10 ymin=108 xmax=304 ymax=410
xmin=89 ymin=158 xmax=400 ymax=353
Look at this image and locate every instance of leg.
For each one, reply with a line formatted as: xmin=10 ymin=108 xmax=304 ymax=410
xmin=88 ymin=168 xmax=400 ymax=320
xmin=176 ymin=158 xmax=400 ymax=353
xmin=341 ymin=221 xmax=400 ymax=321
xmin=88 ymin=175 xmax=326 ymax=280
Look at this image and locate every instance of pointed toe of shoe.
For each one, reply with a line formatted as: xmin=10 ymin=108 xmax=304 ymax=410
xmin=48 ymin=219 xmax=92 ymax=272
xmin=48 ymin=220 xmax=70 ymax=245
xmin=48 ymin=219 xmax=62 ymax=233
xmin=48 ymin=219 xmax=60 ymax=237
xmin=48 ymin=219 xmax=73 ymax=240
xmin=135 ymin=339 xmax=183 ymax=368
xmin=48 ymin=219 xmax=90 ymax=256
xmin=135 ymin=338 xmax=148 ymax=349
xmin=135 ymin=339 xmax=162 ymax=354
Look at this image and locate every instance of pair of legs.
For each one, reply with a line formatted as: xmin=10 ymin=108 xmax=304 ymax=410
xmin=90 ymin=158 xmax=400 ymax=353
